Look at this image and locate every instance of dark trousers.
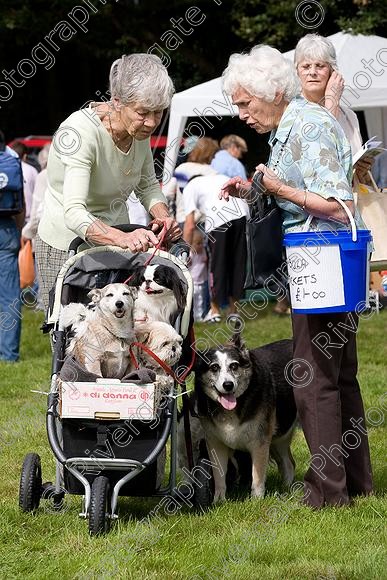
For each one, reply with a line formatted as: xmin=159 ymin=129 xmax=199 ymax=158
xmin=209 ymin=217 xmax=246 ymax=305
xmin=291 ymin=312 xmax=373 ymax=507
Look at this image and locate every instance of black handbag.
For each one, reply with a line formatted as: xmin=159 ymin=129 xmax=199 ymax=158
xmin=244 ymin=171 xmax=285 ymax=291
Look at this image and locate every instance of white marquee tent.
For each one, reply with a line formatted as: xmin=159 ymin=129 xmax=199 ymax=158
xmin=163 ymin=32 xmax=387 ymax=183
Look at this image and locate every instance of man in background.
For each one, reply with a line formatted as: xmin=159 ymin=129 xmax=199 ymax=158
xmin=0 ymin=130 xmax=24 ymax=362
xmin=211 ymin=134 xmax=248 ymax=179
xmin=9 ymin=140 xmax=38 ymax=221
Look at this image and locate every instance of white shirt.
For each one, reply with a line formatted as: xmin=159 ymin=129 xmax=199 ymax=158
xmin=22 ymin=169 xmax=47 ymax=244
xmin=21 ymin=161 xmax=38 ymax=220
xmin=337 ymin=106 xmax=362 ymax=155
xmin=183 ymin=174 xmax=249 ymax=233
xmin=126 ymin=192 xmax=150 ymax=226
xmin=163 ymin=162 xmax=216 ymax=223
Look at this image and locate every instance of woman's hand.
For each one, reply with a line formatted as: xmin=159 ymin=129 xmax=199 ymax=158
xmin=354 ymin=157 xmax=374 ymax=183
xmin=118 ymin=228 xmax=159 ymax=253
xmin=255 ymin=164 xmax=285 ymax=196
xmin=324 ymin=71 xmax=345 ymax=116
xmin=218 ymin=177 xmax=251 ymax=201
xmin=149 ymin=217 xmax=182 ymax=243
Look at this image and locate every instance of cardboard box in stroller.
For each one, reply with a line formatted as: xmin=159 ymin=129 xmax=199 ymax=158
xmin=60 ymin=379 xmax=156 ymax=420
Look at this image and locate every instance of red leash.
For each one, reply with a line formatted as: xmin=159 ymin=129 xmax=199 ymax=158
xmin=123 ymin=221 xmax=168 ymax=285
xmin=128 ymin=326 xmax=196 ymax=385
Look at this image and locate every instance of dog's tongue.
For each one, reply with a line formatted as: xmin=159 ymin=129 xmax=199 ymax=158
xmin=218 ymin=393 xmax=237 ymax=411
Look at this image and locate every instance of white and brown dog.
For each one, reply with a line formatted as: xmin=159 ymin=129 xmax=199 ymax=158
xmin=134 ymin=321 xmax=183 ymax=390
xmin=61 ymin=283 xmax=137 ymax=379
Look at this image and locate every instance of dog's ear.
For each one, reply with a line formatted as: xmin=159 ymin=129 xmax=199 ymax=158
xmin=135 ymin=326 xmax=151 ymax=344
xmin=172 ymin=277 xmax=186 ymax=311
xmin=229 ymin=322 xmax=250 ymax=363
xmin=228 ymin=315 xmax=246 ymax=349
xmin=127 ymin=266 xmax=145 ymax=288
xmin=139 ymin=331 xmax=151 ymax=344
xmin=125 ymin=285 xmax=138 ymax=300
xmin=88 ymin=288 xmax=102 ymax=303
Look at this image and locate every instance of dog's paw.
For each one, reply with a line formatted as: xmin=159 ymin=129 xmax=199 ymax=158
xmin=213 ymin=488 xmax=227 ymax=503
xmin=251 ymin=484 xmax=265 ymax=499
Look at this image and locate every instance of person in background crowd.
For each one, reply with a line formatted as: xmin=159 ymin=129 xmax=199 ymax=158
xmin=220 ymin=44 xmax=372 ymax=508
xmin=9 ymin=141 xmax=38 ymax=222
xmin=189 ymin=229 xmax=209 ymax=321
xmin=22 ymin=144 xmax=50 ymax=246
xmin=22 ymin=144 xmax=51 ymax=310
xmin=295 ymin=33 xmax=372 ymax=180
xmin=36 ymin=53 xmax=180 ymax=311
xmin=0 ymin=130 xmax=24 ymax=362
xmin=371 ymin=150 xmax=387 ymax=189
xmin=163 ymin=137 xmax=219 ymax=228
xmin=183 ymin=172 xmax=249 ymax=323
xmin=211 ymin=134 xmax=248 ymax=179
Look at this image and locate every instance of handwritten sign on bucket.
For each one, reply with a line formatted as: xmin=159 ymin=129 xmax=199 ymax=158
xmin=286 ymin=245 xmax=345 ymax=309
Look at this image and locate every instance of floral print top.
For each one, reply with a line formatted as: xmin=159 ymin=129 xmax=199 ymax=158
xmin=268 ymin=95 xmax=365 ymax=233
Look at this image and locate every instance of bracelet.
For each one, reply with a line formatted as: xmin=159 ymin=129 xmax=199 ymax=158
xmin=301 ymin=189 xmax=308 ymax=211
xmin=275 ymin=183 xmax=285 ymax=196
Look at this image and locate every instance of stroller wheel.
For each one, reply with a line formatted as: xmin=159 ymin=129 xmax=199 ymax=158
xmin=19 ymin=453 xmax=42 ymax=512
xmin=89 ymin=476 xmax=111 ymax=536
xmin=193 ymin=456 xmax=214 ymax=511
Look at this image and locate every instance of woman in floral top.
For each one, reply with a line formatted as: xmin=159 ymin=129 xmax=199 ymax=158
xmin=220 ymin=45 xmax=372 ymax=508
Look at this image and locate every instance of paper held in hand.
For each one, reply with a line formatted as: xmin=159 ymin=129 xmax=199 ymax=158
xmin=353 ymin=135 xmax=386 ymax=167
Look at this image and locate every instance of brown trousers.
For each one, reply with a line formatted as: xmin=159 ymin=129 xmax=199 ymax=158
xmin=291 ymin=312 xmax=373 ymax=508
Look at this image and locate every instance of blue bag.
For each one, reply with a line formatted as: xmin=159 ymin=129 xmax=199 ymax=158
xmin=0 ymin=150 xmax=24 ymax=216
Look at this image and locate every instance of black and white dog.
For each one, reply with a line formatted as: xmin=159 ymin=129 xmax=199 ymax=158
xmin=192 ymin=331 xmax=297 ymax=502
xmin=129 ymin=264 xmax=186 ymax=324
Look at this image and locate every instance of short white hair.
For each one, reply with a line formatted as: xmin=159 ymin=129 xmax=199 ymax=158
xmin=222 ymin=45 xmax=300 ymax=102
xmin=109 ymin=53 xmax=174 ymax=110
xmin=294 ymin=34 xmax=338 ymax=70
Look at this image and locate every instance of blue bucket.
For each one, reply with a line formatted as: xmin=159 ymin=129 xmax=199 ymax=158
xmin=284 ymin=228 xmax=372 ymax=314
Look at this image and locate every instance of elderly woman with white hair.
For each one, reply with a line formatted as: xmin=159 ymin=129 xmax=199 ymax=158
xmin=36 ymin=53 xmax=180 ymax=310
xmin=219 ymin=45 xmax=373 ymax=508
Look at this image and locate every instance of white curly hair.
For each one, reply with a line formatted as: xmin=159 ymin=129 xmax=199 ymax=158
xmin=222 ymin=45 xmax=300 ymax=103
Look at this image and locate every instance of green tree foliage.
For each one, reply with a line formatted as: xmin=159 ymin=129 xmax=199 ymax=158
xmin=231 ymin=0 xmax=387 ymax=50
xmin=0 ymin=0 xmax=384 ymax=136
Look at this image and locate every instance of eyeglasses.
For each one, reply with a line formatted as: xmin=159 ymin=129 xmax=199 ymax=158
xmin=298 ymin=62 xmax=330 ymax=74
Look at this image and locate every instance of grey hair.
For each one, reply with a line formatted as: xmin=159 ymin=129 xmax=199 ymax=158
xmin=222 ymin=45 xmax=300 ymax=103
xmin=294 ymin=34 xmax=338 ymax=70
xmin=109 ymin=53 xmax=175 ymax=110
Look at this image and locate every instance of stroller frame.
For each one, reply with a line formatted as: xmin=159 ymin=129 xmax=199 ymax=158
xmin=25 ymin=237 xmax=195 ymax=530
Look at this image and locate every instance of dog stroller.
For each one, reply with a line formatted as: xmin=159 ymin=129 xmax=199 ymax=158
xmin=18 ymin=226 xmax=213 ymax=534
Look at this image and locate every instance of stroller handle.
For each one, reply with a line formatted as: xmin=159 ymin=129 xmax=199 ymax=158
xmin=68 ymin=223 xmax=190 ymax=261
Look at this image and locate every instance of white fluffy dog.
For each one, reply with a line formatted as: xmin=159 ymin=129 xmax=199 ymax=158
xmin=60 ymin=283 xmax=137 ymax=379
xmin=134 ymin=321 xmax=183 ymax=390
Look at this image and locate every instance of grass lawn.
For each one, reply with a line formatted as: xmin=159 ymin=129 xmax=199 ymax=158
xmin=0 ymin=304 xmax=386 ymax=579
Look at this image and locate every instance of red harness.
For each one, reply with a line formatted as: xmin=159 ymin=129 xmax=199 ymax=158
xmin=129 ymin=326 xmax=196 ymax=385
xmin=124 ymin=221 xmax=196 ymax=384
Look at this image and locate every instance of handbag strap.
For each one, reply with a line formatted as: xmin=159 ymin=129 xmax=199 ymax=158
xmin=302 ymin=197 xmax=357 ymax=242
